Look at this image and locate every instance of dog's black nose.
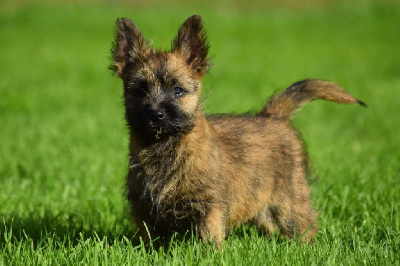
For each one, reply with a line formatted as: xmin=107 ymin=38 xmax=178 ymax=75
xmin=155 ymin=110 xmax=165 ymax=120
xmin=150 ymin=109 xmax=166 ymax=121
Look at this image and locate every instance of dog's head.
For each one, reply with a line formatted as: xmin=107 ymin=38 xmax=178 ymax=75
xmin=110 ymin=15 xmax=210 ymax=143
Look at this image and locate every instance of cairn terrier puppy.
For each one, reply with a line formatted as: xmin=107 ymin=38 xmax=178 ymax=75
xmin=110 ymin=15 xmax=365 ymax=248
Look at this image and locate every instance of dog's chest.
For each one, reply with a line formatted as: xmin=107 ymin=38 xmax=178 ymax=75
xmin=129 ymin=139 xmax=217 ymax=229
xmin=142 ymin=167 xmax=206 ymax=213
xmin=132 ymin=152 xmax=210 ymax=222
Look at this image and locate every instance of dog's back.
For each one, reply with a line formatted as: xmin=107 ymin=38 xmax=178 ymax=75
xmin=207 ymin=79 xmax=365 ymax=239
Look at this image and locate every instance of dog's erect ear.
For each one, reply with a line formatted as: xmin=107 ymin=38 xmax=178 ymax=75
xmin=172 ymin=15 xmax=210 ymax=76
xmin=110 ymin=18 xmax=150 ymax=78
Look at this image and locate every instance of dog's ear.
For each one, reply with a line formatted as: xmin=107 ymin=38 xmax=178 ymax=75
xmin=172 ymin=15 xmax=210 ymax=76
xmin=110 ymin=18 xmax=150 ymax=78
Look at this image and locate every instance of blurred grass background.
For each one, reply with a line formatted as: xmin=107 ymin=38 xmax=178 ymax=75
xmin=0 ymin=0 xmax=399 ymax=264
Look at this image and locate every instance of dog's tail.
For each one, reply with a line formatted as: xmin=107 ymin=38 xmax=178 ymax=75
xmin=260 ymin=79 xmax=366 ymax=120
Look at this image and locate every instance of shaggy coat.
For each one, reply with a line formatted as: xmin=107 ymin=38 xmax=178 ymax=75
xmin=110 ymin=15 xmax=365 ymax=247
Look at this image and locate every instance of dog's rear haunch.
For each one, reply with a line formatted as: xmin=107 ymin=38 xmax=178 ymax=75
xmin=110 ymin=15 xmax=365 ymax=248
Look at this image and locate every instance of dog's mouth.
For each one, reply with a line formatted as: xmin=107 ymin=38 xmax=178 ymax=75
xmin=141 ymin=112 xmax=193 ymax=141
xmin=155 ymin=127 xmax=162 ymax=140
xmin=149 ymin=124 xmax=164 ymax=140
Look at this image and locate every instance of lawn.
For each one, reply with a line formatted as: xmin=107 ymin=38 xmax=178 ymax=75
xmin=1 ymin=0 xmax=399 ymax=264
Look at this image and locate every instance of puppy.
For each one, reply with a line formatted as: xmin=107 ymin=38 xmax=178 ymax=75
xmin=110 ymin=15 xmax=365 ymax=248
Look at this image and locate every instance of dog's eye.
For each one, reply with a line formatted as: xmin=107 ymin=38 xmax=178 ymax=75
xmin=174 ymin=87 xmax=185 ymax=97
xmin=135 ymin=87 xmax=147 ymax=97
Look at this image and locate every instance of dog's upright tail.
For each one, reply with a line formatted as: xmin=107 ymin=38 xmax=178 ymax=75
xmin=260 ymin=79 xmax=366 ymax=120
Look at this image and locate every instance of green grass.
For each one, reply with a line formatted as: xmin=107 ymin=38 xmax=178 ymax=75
xmin=1 ymin=0 xmax=399 ymax=264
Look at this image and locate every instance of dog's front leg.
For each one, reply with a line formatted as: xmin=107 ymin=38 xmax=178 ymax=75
xmin=199 ymin=207 xmax=226 ymax=250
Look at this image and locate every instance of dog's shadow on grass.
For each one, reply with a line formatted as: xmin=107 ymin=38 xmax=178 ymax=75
xmin=1 ymin=209 xmax=139 ymax=247
xmin=1 ymin=210 xmax=290 ymax=250
xmin=0 ymin=211 xmax=197 ymax=251
xmin=1 ymin=210 xmax=206 ymax=249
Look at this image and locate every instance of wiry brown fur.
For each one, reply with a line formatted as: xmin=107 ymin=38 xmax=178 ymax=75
xmin=110 ymin=15 xmax=365 ymax=248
